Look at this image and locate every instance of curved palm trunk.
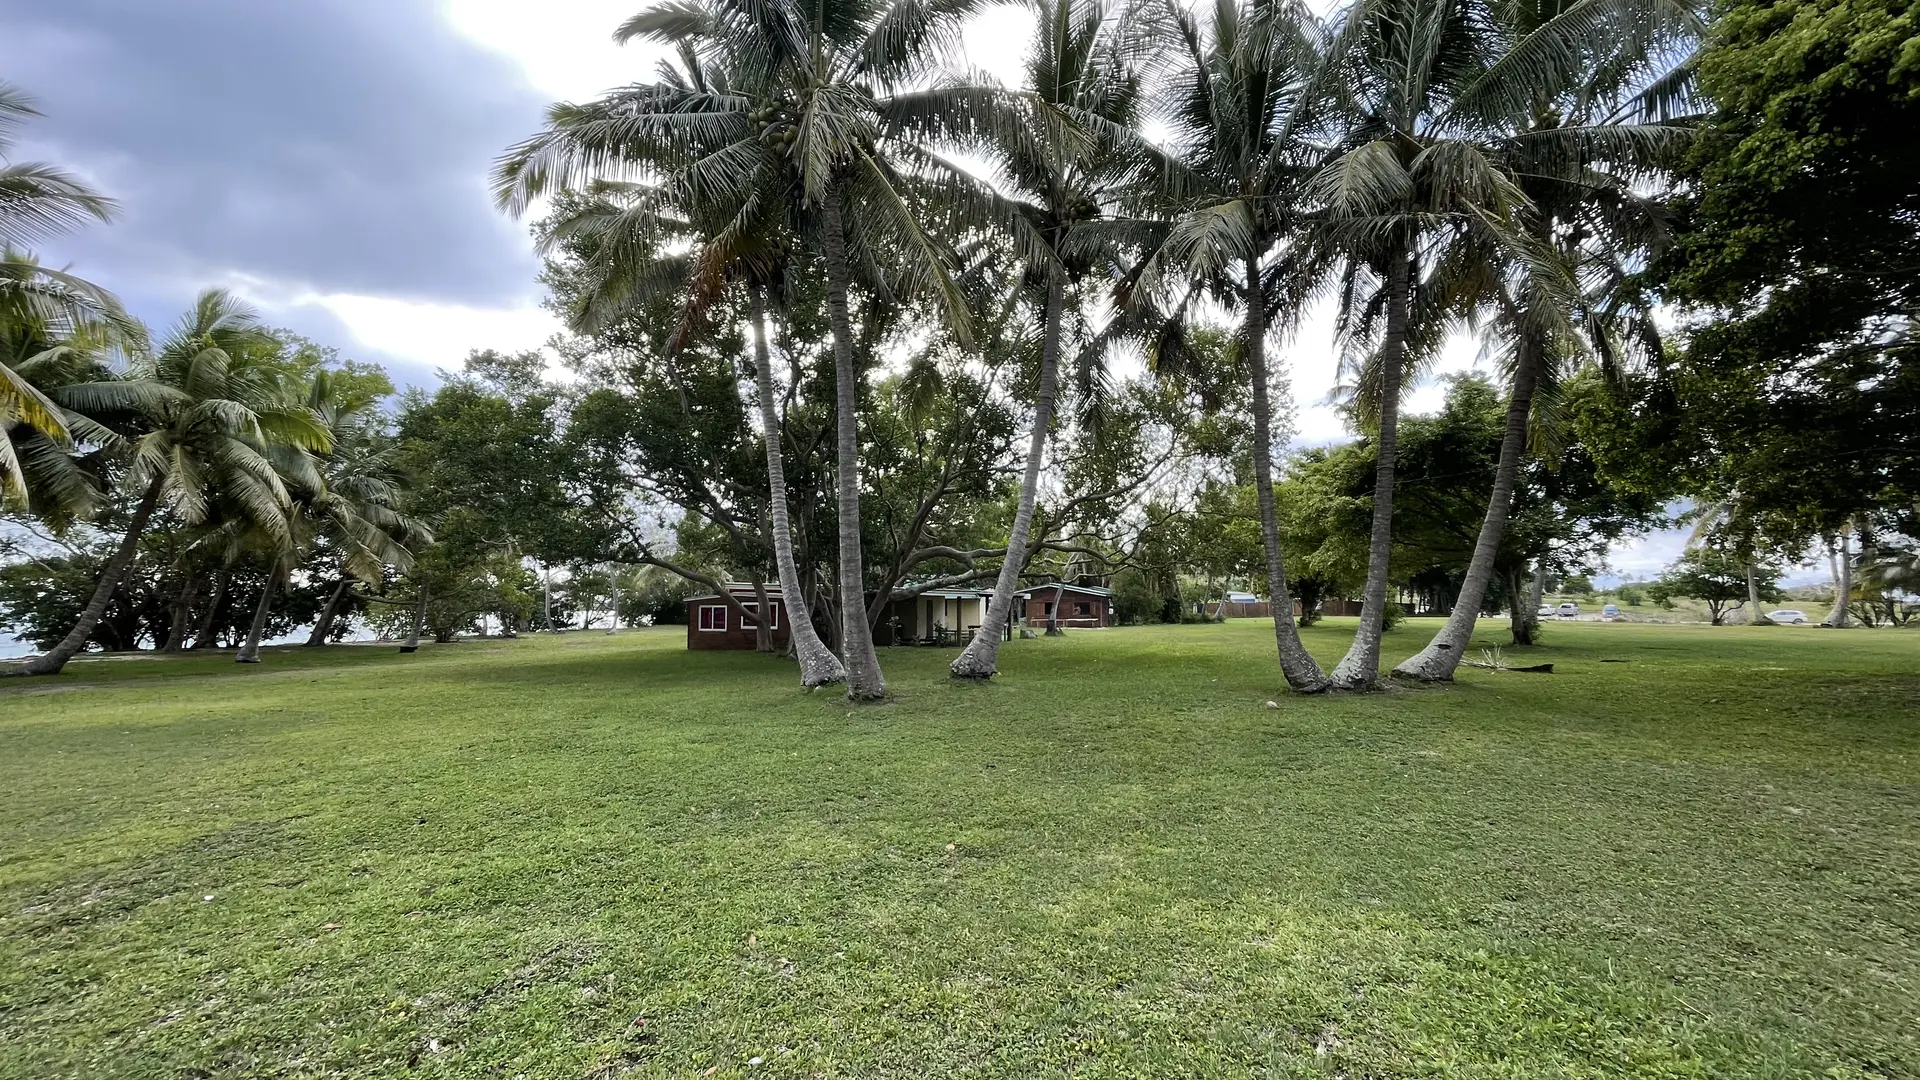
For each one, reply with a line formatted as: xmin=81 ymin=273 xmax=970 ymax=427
xmin=191 ymin=569 xmax=228 ymax=649
xmin=749 ymin=283 xmax=846 ymax=686
xmin=953 ymin=271 xmax=1065 ymax=679
xmin=820 ymin=185 xmax=885 ymax=700
xmin=306 ymin=575 xmax=351 ymax=646
xmin=1243 ymin=257 xmax=1329 ymax=691
xmin=236 ymin=559 xmax=283 ymax=663
xmin=161 ymin=574 xmax=198 ymax=653
xmin=1330 ymin=253 xmax=1413 ymax=690
xmin=12 ymin=475 xmax=164 ymax=676
xmin=1823 ymin=525 xmax=1853 ymax=627
xmin=1394 ymin=330 xmax=1540 ymax=680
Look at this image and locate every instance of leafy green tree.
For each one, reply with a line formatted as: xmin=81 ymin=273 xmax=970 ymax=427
xmin=1648 ymin=546 xmax=1782 ymax=625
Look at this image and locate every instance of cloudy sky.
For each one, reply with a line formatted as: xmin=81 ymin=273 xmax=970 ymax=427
xmin=3 ymin=0 xmax=1708 ymax=579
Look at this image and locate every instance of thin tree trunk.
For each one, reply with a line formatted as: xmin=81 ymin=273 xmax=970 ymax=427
xmin=12 ymin=476 xmax=164 ymax=676
xmin=1516 ymin=559 xmax=1547 ymax=644
xmin=1330 ymin=251 xmax=1413 ymax=690
xmin=750 ymin=283 xmax=846 ymax=685
xmin=236 ymin=558 xmax=283 ymax=663
xmin=191 ymin=569 xmax=228 ymax=649
xmin=1746 ymin=564 xmax=1767 ymax=624
xmin=161 ymin=574 xmax=198 ymax=653
xmin=820 ymin=184 xmax=885 ymax=700
xmin=1394 ymin=326 xmax=1539 ymax=680
xmin=1046 ymin=584 xmax=1063 ymax=635
xmin=400 ymin=586 xmax=427 ymax=653
xmin=306 ymin=575 xmax=351 ymax=646
xmin=953 ymin=270 xmax=1064 ymax=679
xmin=1824 ymin=525 xmax=1853 ymax=627
xmin=1241 ymin=256 xmax=1328 ymax=690
xmin=543 ymin=564 xmax=553 ymax=630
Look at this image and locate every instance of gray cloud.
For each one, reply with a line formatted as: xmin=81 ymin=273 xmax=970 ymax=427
xmin=1 ymin=0 xmax=550 ymax=323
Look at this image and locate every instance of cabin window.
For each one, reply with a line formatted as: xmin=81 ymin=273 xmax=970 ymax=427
xmin=1044 ymin=601 xmax=1055 ymax=616
xmin=1075 ymin=601 xmax=1091 ymax=616
xmin=698 ymin=605 xmax=727 ymax=631
xmin=740 ymin=602 xmax=778 ymax=629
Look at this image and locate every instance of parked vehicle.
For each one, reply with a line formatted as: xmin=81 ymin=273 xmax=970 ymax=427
xmin=1766 ymin=609 xmax=1810 ymax=624
xmin=1601 ymin=603 xmax=1621 ymax=620
xmin=1557 ymin=602 xmax=1581 ymax=619
xmin=1536 ymin=605 xmax=1555 ymax=618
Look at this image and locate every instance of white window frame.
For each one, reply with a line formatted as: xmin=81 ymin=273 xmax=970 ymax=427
xmin=698 ymin=605 xmax=728 ymax=632
xmin=740 ymin=601 xmax=779 ymax=629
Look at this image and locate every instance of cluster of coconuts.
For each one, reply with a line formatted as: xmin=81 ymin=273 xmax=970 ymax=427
xmin=750 ymin=102 xmax=799 ymax=153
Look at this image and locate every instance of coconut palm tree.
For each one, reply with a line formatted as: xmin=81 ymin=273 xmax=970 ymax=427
xmin=497 ymin=0 xmax=994 ymax=700
xmin=0 ymin=252 xmax=151 ymax=520
xmin=1304 ymin=0 xmax=1556 ymax=689
xmin=1116 ymin=0 xmax=1339 ymax=691
xmin=518 ymin=51 xmax=849 ymax=687
xmin=302 ymin=372 xmax=428 ymax=646
xmin=950 ymin=0 xmax=1159 ymax=679
xmin=1391 ymin=0 xmax=1701 ymax=680
xmin=10 ymin=290 xmax=329 ymax=676
xmin=0 ymin=83 xmax=115 ymax=249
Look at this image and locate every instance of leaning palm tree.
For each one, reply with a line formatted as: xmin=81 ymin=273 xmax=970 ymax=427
xmin=498 ymin=0 xmax=993 ymax=700
xmin=950 ymin=0 xmax=1159 ymax=679
xmin=302 ymin=372 xmax=428 ymax=646
xmin=10 ymin=290 xmax=329 ymax=676
xmin=0 ymin=83 xmax=115 ymax=249
xmin=1306 ymin=0 xmax=1548 ymax=689
xmin=1116 ymin=0 xmax=1337 ymax=692
xmin=524 ymin=52 xmax=847 ymax=687
xmin=1391 ymin=0 xmax=1699 ymax=680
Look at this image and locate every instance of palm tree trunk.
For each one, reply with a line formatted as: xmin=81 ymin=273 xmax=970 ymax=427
xmin=1746 ymin=564 xmax=1767 ymax=624
xmin=1394 ymin=326 xmax=1540 ymax=680
xmin=751 ymin=576 xmax=774 ymax=653
xmin=1242 ymin=256 xmax=1328 ymax=691
xmin=12 ymin=475 xmax=164 ymax=676
xmin=953 ymin=270 xmax=1064 ymax=679
xmin=1330 ymin=251 xmax=1413 ymax=690
xmin=820 ymin=183 xmax=885 ymax=700
xmin=161 ymin=574 xmax=198 ymax=653
xmin=749 ymin=283 xmax=846 ymax=686
xmin=1516 ymin=559 xmax=1547 ymax=644
xmin=191 ymin=569 xmax=228 ymax=649
xmin=1824 ymin=525 xmax=1853 ymax=627
xmin=306 ymin=575 xmax=351 ymax=646
xmin=400 ymin=586 xmax=427 ymax=653
xmin=236 ymin=559 xmax=283 ymax=663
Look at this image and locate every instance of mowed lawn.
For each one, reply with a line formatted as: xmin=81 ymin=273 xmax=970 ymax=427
xmin=2 ymin=621 xmax=1916 ymax=1079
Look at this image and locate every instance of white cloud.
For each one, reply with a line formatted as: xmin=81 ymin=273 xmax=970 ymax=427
xmin=301 ymin=293 xmax=563 ymax=373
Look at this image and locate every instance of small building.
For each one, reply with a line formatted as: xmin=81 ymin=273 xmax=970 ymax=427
xmin=1015 ymin=583 xmax=1114 ymax=628
xmin=685 ymin=584 xmax=792 ymax=651
xmin=875 ymin=588 xmax=992 ymax=645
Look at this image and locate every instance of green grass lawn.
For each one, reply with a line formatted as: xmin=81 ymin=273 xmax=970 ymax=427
xmin=3 ymin=620 xmax=1916 ymax=1079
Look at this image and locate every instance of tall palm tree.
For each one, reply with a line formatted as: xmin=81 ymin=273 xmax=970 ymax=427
xmin=0 ymin=83 xmax=115 ymax=249
xmin=498 ymin=0 xmax=992 ymax=700
xmin=518 ymin=51 xmax=849 ymax=687
xmin=951 ymin=0 xmax=1156 ymax=679
xmin=1392 ymin=0 xmax=1700 ymax=680
xmin=1117 ymin=0 xmax=1337 ymax=692
xmin=10 ymin=291 xmax=329 ymax=676
xmin=1307 ymin=0 xmax=1545 ymax=689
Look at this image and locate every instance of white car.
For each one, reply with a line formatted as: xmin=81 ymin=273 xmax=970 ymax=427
xmin=1767 ymin=609 xmax=1810 ymax=624
xmin=1536 ymin=605 xmax=1555 ymax=618
xmin=1557 ymin=602 xmax=1581 ymax=619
